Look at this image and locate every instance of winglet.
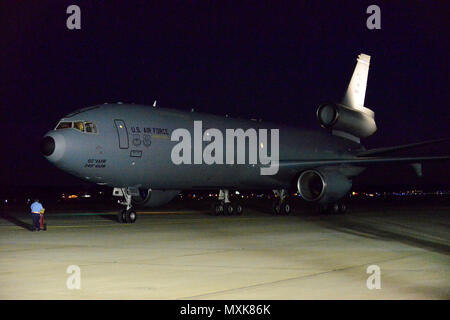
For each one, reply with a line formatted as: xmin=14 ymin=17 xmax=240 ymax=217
xmin=342 ymin=53 xmax=371 ymax=111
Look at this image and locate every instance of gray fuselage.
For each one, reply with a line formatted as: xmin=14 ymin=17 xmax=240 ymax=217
xmin=43 ymin=104 xmax=363 ymax=191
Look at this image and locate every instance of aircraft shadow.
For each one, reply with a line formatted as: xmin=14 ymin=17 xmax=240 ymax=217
xmin=0 ymin=212 xmax=34 ymax=231
xmin=316 ymin=216 xmax=450 ymax=256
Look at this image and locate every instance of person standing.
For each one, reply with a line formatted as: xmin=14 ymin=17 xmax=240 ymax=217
xmin=30 ymin=199 xmax=44 ymax=232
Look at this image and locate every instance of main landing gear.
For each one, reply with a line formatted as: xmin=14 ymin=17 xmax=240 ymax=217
xmin=318 ymin=201 xmax=347 ymax=215
xmin=117 ymin=188 xmax=137 ymax=223
xmin=211 ymin=189 xmax=244 ymax=216
xmin=272 ymin=189 xmax=292 ymax=215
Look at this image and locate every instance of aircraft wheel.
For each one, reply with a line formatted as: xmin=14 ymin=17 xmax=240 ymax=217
xmin=234 ymin=202 xmax=244 ymax=215
xmin=225 ymin=203 xmax=234 ymax=215
xmin=338 ymin=202 xmax=347 ymax=214
xmin=125 ymin=210 xmax=137 ymax=223
xmin=118 ymin=209 xmax=126 ymax=223
xmin=330 ymin=202 xmax=340 ymax=214
xmin=272 ymin=201 xmax=281 ymax=215
xmin=212 ymin=202 xmax=224 ymax=216
xmin=281 ymin=202 xmax=292 ymax=215
xmin=317 ymin=204 xmax=328 ymax=214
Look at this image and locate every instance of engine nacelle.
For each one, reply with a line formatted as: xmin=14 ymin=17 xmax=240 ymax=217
xmin=297 ymin=169 xmax=352 ymax=204
xmin=132 ymin=189 xmax=180 ymax=208
xmin=317 ymin=103 xmax=377 ymax=138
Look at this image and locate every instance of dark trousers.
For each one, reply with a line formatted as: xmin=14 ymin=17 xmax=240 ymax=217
xmin=32 ymin=213 xmax=40 ymax=230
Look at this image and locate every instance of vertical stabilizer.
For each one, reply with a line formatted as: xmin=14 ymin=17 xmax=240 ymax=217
xmin=342 ymin=53 xmax=371 ymax=111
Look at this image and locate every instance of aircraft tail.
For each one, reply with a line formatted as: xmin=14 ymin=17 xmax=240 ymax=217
xmin=316 ymin=53 xmax=377 ymax=143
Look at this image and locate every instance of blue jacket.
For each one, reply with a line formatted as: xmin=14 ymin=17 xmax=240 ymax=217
xmin=30 ymin=202 xmax=43 ymax=213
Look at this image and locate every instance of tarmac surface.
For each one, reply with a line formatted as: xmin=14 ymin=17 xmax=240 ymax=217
xmin=0 ymin=200 xmax=449 ymax=299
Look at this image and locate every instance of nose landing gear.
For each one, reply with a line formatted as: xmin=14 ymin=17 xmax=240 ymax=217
xmin=115 ymin=188 xmax=137 ymax=223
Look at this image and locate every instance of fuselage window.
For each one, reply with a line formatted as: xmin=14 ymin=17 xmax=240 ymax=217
xmin=56 ymin=122 xmax=73 ymax=129
xmin=74 ymin=121 xmax=85 ymax=132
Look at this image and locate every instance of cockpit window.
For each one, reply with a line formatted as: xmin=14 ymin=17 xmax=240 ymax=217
xmin=55 ymin=121 xmax=98 ymax=134
xmin=74 ymin=121 xmax=85 ymax=132
xmin=56 ymin=122 xmax=73 ymax=129
xmin=85 ymin=122 xmax=97 ymax=133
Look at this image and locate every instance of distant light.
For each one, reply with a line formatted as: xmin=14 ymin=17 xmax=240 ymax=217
xmin=68 ymin=194 xmax=78 ymax=199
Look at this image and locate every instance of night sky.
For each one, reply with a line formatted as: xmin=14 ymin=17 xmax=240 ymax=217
xmin=1 ymin=1 xmax=449 ymax=188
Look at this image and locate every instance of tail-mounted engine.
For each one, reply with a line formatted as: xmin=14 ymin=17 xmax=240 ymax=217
xmin=317 ymin=103 xmax=377 ymax=139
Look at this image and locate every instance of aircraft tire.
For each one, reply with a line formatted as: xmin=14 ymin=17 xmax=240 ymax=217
xmin=225 ymin=203 xmax=234 ymax=215
xmin=330 ymin=202 xmax=340 ymax=214
xmin=212 ymin=202 xmax=224 ymax=216
xmin=281 ymin=202 xmax=292 ymax=215
xmin=338 ymin=202 xmax=347 ymax=214
xmin=118 ymin=210 xmax=126 ymax=223
xmin=272 ymin=201 xmax=281 ymax=215
xmin=317 ymin=204 xmax=328 ymax=214
xmin=125 ymin=210 xmax=137 ymax=223
xmin=234 ymin=202 xmax=244 ymax=215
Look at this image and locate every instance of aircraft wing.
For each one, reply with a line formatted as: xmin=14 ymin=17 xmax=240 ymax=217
xmin=357 ymin=137 xmax=450 ymax=157
xmin=279 ymin=155 xmax=450 ymax=169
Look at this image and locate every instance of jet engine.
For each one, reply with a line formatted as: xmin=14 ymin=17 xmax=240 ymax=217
xmin=317 ymin=103 xmax=377 ymax=139
xmin=131 ymin=189 xmax=180 ymax=208
xmin=297 ymin=169 xmax=352 ymax=204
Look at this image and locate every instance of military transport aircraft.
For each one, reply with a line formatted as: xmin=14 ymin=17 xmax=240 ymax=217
xmin=41 ymin=54 xmax=449 ymax=223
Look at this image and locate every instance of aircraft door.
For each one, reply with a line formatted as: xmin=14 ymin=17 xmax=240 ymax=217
xmin=114 ymin=119 xmax=129 ymax=149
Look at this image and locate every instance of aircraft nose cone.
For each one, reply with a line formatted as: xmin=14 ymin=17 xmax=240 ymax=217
xmin=41 ymin=136 xmax=55 ymax=156
xmin=41 ymin=133 xmax=66 ymax=162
